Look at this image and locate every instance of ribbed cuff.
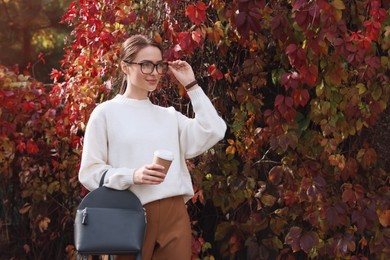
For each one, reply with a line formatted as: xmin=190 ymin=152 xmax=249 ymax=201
xmin=119 ymin=174 xmax=133 ymax=188
xmin=105 ymin=168 xmax=135 ymax=190
xmin=187 ymin=86 xmax=206 ymax=102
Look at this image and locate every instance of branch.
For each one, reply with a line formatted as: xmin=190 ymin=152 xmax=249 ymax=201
xmin=252 ymin=149 xmax=281 ymax=166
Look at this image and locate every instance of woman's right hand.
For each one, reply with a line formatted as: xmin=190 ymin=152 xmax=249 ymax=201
xmin=168 ymin=60 xmax=197 ymax=88
xmin=133 ymin=164 xmax=166 ymax=185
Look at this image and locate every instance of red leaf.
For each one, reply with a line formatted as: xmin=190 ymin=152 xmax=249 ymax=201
xmin=119 ymin=11 xmax=136 ymax=25
xmin=26 ymin=140 xmax=39 ymax=155
xmin=295 ymin=10 xmax=309 ymax=29
xmin=235 ymin=0 xmax=264 ymax=38
xmin=285 ymin=226 xmax=302 ymax=252
xmin=363 ymin=20 xmax=381 ymax=40
xmin=292 ymin=89 xmax=310 ymax=107
xmin=50 ymin=69 xmax=63 ymax=83
xmin=285 ymin=96 xmax=293 ymax=107
xmin=207 ymin=64 xmax=224 ymax=80
xmin=23 ymin=101 xmax=35 ymax=112
xmin=342 ymin=188 xmax=356 ymax=204
xmin=176 ymin=31 xmax=203 ymax=53
xmin=16 ymin=141 xmax=26 ymax=153
xmin=61 ymin=1 xmax=78 ymax=25
xmin=300 ymin=231 xmax=319 ymax=253
xmin=303 ymin=65 xmax=318 ymax=87
xmin=352 ymin=210 xmax=367 ymax=230
xmin=370 ymin=8 xmax=386 ymax=23
xmin=275 ymin=95 xmax=284 ymax=106
xmin=178 ymin=32 xmax=192 ymax=51
xmin=341 ymin=157 xmax=358 ymax=181
xmin=236 ymin=12 xmax=250 ymax=38
xmin=185 ymin=2 xmax=207 ymax=25
xmin=271 ymin=15 xmax=288 ymax=40
xmin=292 ymin=0 xmax=308 ymax=11
xmin=286 ymin=44 xmax=297 ymax=55
xmin=268 ymin=166 xmax=283 ymax=185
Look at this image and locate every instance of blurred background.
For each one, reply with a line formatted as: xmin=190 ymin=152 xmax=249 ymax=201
xmin=0 ymin=0 xmax=72 ymax=83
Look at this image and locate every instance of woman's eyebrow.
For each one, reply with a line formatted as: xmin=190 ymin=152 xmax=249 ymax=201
xmin=137 ymin=59 xmax=165 ymax=63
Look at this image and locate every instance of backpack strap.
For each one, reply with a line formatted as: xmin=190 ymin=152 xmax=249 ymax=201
xmin=99 ymin=169 xmax=109 ymax=187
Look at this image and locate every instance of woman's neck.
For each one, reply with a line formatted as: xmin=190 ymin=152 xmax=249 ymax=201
xmin=123 ymin=88 xmax=148 ymax=100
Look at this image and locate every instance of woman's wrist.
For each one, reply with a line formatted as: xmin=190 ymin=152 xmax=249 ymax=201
xmin=184 ymin=79 xmax=198 ymax=90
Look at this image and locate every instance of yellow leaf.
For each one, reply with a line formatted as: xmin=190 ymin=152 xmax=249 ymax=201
xmin=316 ymin=81 xmax=324 ymax=97
xmin=270 ymin=217 xmax=287 ymax=236
xmin=377 ymin=209 xmax=390 ymax=227
xmin=321 ymin=102 xmax=330 ymax=116
xmin=261 ymin=194 xmax=277 ymax=207
xmin=226 ymin=146 xmax=236 ymax=155
xmin=331 ymin=0 xmax=345 ymax=20
xmin=349 ymin=125 xmax=356 ymax=136
xmin=19 ymin=204 xmax=31 ymax=214
xmin=48 ymin=181 xmax=60 ymax=194
xmin=347 ymin=240 xmax=356 ymax=252
xmin=381 ymin=57 xmax=389 ymax=69
xmin=227 ymin=139 xmax=235 ymax=145
xmin=273 ymin=236 xmax=284 ymax=249
xmin=39 ymin=217 xmax=51 ymax=232
xmin=331 ymin=0 xmax=346 ymax=10
xmin=356 ymin=83 xmax=366 ymax=95
xmin=356 ymin=119 xmax=363 ymax=132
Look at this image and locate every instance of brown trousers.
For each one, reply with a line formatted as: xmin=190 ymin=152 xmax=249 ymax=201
xmin=103 ymin=196 xmax=192 ymax=260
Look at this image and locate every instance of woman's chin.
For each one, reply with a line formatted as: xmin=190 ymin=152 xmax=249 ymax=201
xmin=147 ymin=85 xmax=157 ymax=92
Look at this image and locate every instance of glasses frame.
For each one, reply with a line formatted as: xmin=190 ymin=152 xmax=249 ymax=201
xmin=124 ymin=60 xmax=168 ymax=75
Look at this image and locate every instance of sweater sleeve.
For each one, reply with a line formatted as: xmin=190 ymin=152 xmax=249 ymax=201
xmin=177 ymin=87 xmax=227 ymax=159
xmin=78 ymin=104 xmax=134 ymax=191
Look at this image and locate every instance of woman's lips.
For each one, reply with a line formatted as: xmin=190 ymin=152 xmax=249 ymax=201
xmin=146 ymin=79 xmax=158 ymax=84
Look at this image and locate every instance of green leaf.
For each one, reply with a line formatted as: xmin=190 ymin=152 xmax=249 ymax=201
xmin=371 ymin=85 xmax=382 ymax=101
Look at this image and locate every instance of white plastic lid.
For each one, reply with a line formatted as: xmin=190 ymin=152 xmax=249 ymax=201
xmin=154 ymin=149 xmax=174 ymax=161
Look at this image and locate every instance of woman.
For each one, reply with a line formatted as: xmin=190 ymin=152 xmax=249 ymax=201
xmin=78 ymin=34 xmax=226 ymax=260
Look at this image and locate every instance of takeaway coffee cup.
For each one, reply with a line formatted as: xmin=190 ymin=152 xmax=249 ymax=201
xmin=153 ymin=149 xmax=174 ymax=174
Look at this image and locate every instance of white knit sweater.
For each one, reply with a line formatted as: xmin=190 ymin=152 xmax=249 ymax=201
xmin=78 ymin=87 xmax=226 ymax=205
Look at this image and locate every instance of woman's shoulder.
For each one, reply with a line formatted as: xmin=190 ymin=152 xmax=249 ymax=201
xmin=92 ymin=98 xmax=115 ymax=111
xmin=89 ymin=96 xmax=122 ymax=117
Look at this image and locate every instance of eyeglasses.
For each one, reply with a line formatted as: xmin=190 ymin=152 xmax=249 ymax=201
xmin=124 ymin=60 xmax=169 ymax=75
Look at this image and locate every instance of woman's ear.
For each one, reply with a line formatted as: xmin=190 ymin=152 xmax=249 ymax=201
xmin=120 ymin=61 xmax=129 ymax=74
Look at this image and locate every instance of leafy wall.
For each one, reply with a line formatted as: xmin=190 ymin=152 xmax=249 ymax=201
xmin=1 ymin=0 xmax=389 ymax=259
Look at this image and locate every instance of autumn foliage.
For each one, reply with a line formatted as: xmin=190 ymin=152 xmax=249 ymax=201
xmin=1 ymin=0 xmax=390 ymax=259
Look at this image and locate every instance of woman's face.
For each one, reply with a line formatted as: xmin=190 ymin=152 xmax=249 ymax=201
xmin=122 ymin=46 xmax=164 ymax=99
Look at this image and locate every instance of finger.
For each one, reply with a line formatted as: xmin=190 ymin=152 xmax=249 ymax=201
xmin=144 ymin=166 xmax=166 ymax=176
xmin=145 ymin=164 xmax=164 ymax=170
xmin=142 ymin=173 xmax=165 ymax=184
xmin=141 ymin=176 xmax=161 ymax=185
xmin=147 ymin=170 xmax=166 ymax=180
xmin=151 ymin=163 xmax=165 ymax=170
xmin=168 ymin=60 xmax=188 ymax=69
xmin=168 ymin=60 xmax=183 ymax=65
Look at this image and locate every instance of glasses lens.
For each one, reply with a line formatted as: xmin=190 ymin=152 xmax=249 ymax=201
xmin=141 ymin=62 xmax=154 ymax=74
xmin=157 ymin=62 xmax=168 ymax=74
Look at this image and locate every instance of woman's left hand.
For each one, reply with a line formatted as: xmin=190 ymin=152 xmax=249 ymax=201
xmin=168 ymin=60 xmax=197 ymax=88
